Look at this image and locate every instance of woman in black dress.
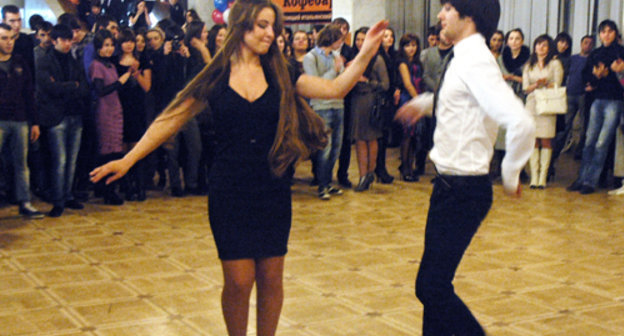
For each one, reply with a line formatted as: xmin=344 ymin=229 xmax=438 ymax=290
xmin=90 ymin=1 xmax=387 ymax=334
xmin=115 ymin=28 xmax=151 ymax=200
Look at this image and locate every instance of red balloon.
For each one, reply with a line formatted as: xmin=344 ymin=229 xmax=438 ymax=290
xmin=212 ymin=9 xmax=224 ymax=24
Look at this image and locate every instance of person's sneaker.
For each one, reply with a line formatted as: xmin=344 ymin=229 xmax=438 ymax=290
xmin=318 ymin=187 xmax=330 ymax=200
xmin=19 ymin=202 xmax=44 ymax=219
xmin=48 ymin=206 xmax=64 ymax=217
xmin=65 ymin=199 xmax=84 ymax=210
xmin=608 ymin=185 xmax=624 ymax=195
xmin=328 ymin=186 xmax=343 ymax=196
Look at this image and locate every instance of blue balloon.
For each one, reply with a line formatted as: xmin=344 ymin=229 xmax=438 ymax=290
xmin=214 ymin=0 xmax=228 ymax=13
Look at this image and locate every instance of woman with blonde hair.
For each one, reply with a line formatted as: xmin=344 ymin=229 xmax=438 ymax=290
xmin=90 ymin=0 xmax=387 ymax=334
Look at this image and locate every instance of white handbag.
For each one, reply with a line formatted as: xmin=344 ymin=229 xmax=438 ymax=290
xmin=534 ymin=85 xmax=567 ymax=115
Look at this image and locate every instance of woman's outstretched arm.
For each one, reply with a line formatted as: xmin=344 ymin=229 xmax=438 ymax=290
xmin=90 ymin=98 xmax=205 ymax=184
xmin=296 ymin=20 xmax=388 ymax=99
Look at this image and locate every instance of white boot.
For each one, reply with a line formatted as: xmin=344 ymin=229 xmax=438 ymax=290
xmin=529 ymin=148 xmax=540 ymax=188
xmin=538 ymin=148 xmax=552 ymax=188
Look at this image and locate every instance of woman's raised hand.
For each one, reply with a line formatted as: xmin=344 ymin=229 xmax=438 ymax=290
xmin=358 ymin=20 xmax=389 ymax=58
xmin=90 ymin=158 xmax=132 ymax=185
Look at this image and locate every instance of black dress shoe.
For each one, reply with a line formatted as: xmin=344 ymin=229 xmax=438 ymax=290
xmin=579 ymin=185 xmax=595 ymax=195
xmin=566 ymin=180 xmax=583 ymax=192
xmin=338 ymin=177 xmax=352 ymax=189
xmin=171 ymin=187 xmax=184 ymax=197
xmin=48 ymin=206 xmax=64 ymax=217
xmin=136 ymin=189 xmax=146 ymax=201
xmin=104 ymin=191 xmax=124 ymax=205
xmin=64 ymin=200 xmax=84 ymax=210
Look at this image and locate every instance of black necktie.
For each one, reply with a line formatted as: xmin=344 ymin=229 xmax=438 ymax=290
xmin=432 ymin=50 xmax=454 ymax=117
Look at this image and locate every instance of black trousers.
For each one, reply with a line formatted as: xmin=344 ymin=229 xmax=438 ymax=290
xmin=416 ymin=174 xmax=492 ymax=336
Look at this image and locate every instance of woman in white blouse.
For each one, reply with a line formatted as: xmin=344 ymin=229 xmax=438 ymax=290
xmin=523 ymin=34 xmax=563 ymax=189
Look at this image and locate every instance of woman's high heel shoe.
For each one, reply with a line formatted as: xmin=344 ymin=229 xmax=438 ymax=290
xmin=354 ymin=173 xmax=375 ymax=192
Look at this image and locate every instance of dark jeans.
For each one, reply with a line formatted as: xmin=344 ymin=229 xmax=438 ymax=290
xmin=47 ymin=115 xmax=83 ymax=207
xmin=337 ymin=103 xmax=351 ymax=180
xmin=0 ymin=120 xmax=31 ymax=203
xmin=416 ymin=174 xmax=492 ymax=336
xmin=553 ymin=94 xmax=586 ymax=161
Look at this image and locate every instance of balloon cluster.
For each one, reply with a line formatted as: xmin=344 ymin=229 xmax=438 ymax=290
xmin=212 ymin=0 xmax=235 ymax=25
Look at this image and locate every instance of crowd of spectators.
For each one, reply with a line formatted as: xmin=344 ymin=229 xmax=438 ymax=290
xmin=2 ymin=0 xmax=624 ymax=219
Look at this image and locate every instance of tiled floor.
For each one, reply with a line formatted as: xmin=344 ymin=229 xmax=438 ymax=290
xmin=1 ymin=149 xmax=623 ymax=335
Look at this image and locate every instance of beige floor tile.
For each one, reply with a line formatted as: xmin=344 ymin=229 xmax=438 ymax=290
xmin=72 ymin=299 xmax=167 ymax=326
xmin=125 ymin=273 xmax=214 ymax=296
xmin=13 ymin=253 xmax=90 ymax=270
xmin=1 ymin=150 xmax=623 ymax=334
xmin=0 ymin=290 xmax=58 ymax=314
xmin=50 ymin=281 xmax=138 ymax=305
xmin=305 ymin=316 xmax=415 ymax=336
xmin=30 ymin=265 xmax=110 ymax=286
xmin=0 ymin=272 xmax=38 ymax=291
xmin=95 ymin=320 xmax=199 ymax=336
xmin=0 ymin=308 xmax=80 ymax=334
xmin=102 ymin=258 xmax=184 ymax=278
xmin=150 ymin=287 xmax=223 ymax=314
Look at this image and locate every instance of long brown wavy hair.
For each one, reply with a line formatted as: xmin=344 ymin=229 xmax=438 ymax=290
xmin=159 ymin=0 xmax=327 ymax=177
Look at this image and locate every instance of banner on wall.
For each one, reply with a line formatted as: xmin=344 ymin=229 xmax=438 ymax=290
xmin=272 ymin=0 xmax=333 ymax=24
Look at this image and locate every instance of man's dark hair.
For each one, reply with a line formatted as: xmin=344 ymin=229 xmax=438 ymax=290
xmin=440 ymin=0 xmax=500 ymax=39
xmin=581 ymin=34 xmax=594 ymax=45
xmin=332 ymin=17 xmax=350 ymax=32
xmin=0 ymin=22 xmax=11 ymax=32
xmin=58 ymin=13 xmax=82 ymax=30
xmin=50 ymin=24 xmax=73 ymax=40
xmin=91 ymin=0 xmax=102 ymax=8
xmin=93 ymin=29 xmax=113 ymax=52
xmin=427 ymin=25 xmax=439 ymax=37
xmin=95 ymin=15 xmax=115 ymax=31
xmin=316 ymin=24 xmax=343 ymax=47
xmin=36 ymin=21 xmax=53 ymax=33
xmin=28 ymin=14 xmax=43 ymax=30
xmin=1 ymin=5 xmax=20 ymax=20
xmin=598 ymin=19 xmax=619 ymax=37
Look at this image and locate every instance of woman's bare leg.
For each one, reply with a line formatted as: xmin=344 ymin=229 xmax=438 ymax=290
xmin=221 ymin=259 xmax=256 ymax=336
xmin=255 ymin=256 xmax=285 ymax=336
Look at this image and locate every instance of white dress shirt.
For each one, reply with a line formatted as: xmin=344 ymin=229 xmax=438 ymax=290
xmin=428 ymin=33 xmax=535 ymax=193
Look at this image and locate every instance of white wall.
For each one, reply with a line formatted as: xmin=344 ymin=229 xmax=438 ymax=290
xmin=186 ymin=0 xmax=215 ymax=27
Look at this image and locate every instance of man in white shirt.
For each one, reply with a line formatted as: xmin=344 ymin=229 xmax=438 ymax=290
xmin=396 ymin=0 xmax=535 ymax=334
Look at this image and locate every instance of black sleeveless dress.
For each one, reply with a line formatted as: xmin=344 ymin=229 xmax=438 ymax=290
xmin=206 ymin=66 xmax=299 ymax=260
